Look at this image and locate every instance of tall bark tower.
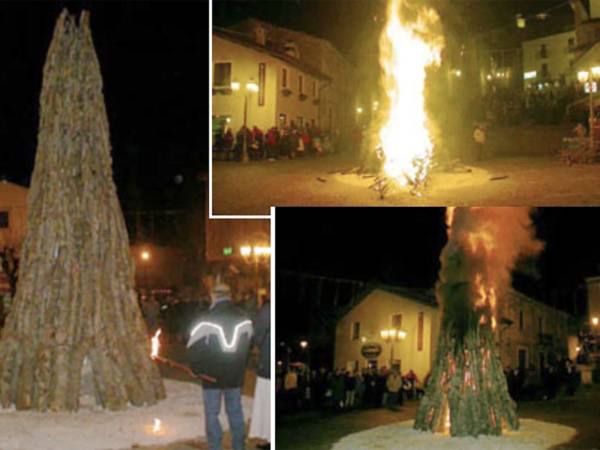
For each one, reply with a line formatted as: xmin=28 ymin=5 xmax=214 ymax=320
xmin=0 ymin=10 xmax=165 ymax=411
xmin=414 ymin=207 xmax=542 ymax=436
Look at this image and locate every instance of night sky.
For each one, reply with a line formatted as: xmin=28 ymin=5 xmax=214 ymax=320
xmin=277 ymin=207 xmax=600 ymax=318
xmin=1 ymin=1 xmax=207 ymax=211
xmin=213 ymin=0 xmax=570 ymax=62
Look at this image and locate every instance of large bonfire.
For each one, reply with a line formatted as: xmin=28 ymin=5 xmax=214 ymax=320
xmin=414 ymin=208 xmax=543 ymax=436
xmin=377 ymin=0 xmax=444 ymax=188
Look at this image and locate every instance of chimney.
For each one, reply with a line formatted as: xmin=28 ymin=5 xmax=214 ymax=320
xmin=254 ymin=25 xmax=267 ymax=46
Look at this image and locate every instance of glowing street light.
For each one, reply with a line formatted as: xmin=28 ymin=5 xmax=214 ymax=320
xmin=380 ymin=328 xmax=406 ymax=368
xmin=578 ymin=71 xmax=590 ymax=83
xmin=141 ymin=250 xmax=150 ymax=261
xmin=299 ymin=340 xmax=308 ymax=349
xmin=592 ymin=316 xmax=599 ymax=326
xmin=240 ymin=246 xmax=252 ymax=257
xmin=230 ymin=81 xmax=241 ymax=91
xmin=356 ymin=106 xmax=363 ymax=114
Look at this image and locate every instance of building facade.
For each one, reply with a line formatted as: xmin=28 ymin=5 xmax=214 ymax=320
xmin=334 ymin=284 xmax=571 ymax=381
xmin=212 ymin=19 xmax=354 ymax=139
xmin=0 ymin=181 xmax=28 ymax=294
xmin=522 ymin=30 xmax=577 ymax=89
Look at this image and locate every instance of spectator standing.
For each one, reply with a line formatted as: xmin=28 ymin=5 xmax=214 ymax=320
xmin=344 ymin=371 xmax=356 ymax=409
xmin=249 ymin=297 xmax=270 ymax=449
xmin=386 ymin=368 xmax=402 ymax=410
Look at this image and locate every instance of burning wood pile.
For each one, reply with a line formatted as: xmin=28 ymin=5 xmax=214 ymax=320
xmin=414 ymin=208 xmax=543 ymax=436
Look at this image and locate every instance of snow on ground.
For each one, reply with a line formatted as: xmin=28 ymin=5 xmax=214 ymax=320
xmin=0 ymin=380 xmax=252 ymax=450
xmin=331 ymin=419 xmax=576 ymax=450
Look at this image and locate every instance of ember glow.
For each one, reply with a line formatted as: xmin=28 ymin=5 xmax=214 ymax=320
xmin=151 ymin=328 xmax=162 ymax=360
xmin=378 ymin=0 xmax=444 ymax=187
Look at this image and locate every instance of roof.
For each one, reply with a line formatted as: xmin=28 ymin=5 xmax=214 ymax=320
xmin=338 ymin=282 xmax=438 ymax=321
xmin=212 ymin=26 xmax=331 ymax=81
xmin=0 ymin=180 xmax=29 ymax=206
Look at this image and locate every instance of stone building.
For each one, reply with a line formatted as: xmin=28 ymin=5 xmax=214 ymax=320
xmin=334 ymin=284 xmax=571 ymax=381
xmin=0 ymin=181 xmax=28 ymax=294
xmin=212 ymin=18 xmax=355 ymax=139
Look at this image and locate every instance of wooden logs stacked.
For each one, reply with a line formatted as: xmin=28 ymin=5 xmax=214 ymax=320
xmin=0 ymin=10 xmax=165 ymax=411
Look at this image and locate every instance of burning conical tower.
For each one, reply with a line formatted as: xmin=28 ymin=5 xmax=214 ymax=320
xmin=414 ymin=207 xmax=543 ymax=436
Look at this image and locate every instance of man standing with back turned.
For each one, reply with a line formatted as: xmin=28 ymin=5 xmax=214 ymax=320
xmin=187 ymin=279 xmax=253 ymax=450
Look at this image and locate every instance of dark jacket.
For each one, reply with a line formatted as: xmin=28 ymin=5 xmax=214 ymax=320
xmin=253 ymin=301 xmax=270 ymax=379
xmin=187 ymin=299 xmax=253 ymax=389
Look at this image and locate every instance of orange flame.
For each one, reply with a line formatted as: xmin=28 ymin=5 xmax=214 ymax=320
xmin=378 ymin=0 xmax=444 ymax=187
xmin=151 ymin=328 xmax=162 ymax=360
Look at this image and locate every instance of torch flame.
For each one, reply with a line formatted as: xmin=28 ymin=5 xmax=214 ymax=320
xmin=151 ymin=328 xmax=162 ymax=360
xmin=153 ymin=417 xmax=162 ymax=434
xmin=378 ymin=0 xmax=444 ymax=187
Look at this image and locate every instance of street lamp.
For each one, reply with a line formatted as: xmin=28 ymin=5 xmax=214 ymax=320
xmin=140 ymin=250 xmax=151 ymax=289
xmin=231 ymin=78 xmax=260 ymax=163
xmin=577 ymin=68 xmax=600 ymax=153
xmin=299 ymin=340 xmax=311 ymax=370
xmin=592 ymin=316 xmax=599 ymax=327
xmin=380 ymin=328 xmax=406 ymax=369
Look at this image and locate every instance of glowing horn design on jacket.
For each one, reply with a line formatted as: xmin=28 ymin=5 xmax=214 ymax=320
xmin=187 ymin=320 xmax=253 ymax=352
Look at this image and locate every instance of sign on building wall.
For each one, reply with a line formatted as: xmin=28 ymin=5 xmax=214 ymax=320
xmin=258 ymin=63 xmax=266 ymax=106
xmin=361 ymin=343 xmax=382 ymax=359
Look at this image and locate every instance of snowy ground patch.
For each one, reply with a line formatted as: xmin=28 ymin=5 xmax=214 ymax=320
xmin=331 ymin=419 xmax=576 ymax=450
xmin=0 ymin=379 xmax=252 ymax=450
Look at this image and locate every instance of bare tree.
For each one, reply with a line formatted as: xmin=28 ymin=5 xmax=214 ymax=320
xmin=0 ymin=10 xmax=165 ymax=411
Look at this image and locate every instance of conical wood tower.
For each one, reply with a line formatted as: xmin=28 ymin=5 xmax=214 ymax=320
xmin=0 ymin=10 xmax=165 ymax=412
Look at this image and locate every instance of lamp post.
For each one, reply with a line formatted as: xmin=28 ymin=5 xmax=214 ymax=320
xmin=380 ymin=328 xmax=406 ymax=369
xmin=577 ymin=68 xmax=600 ymax=153
xmin=140 ymin=249 xmax=151 ymax=289
xmin=231 ymin=79 xmax=259 ymax=163
xmin=300 ymin=340 xmax=311 ymax=370
xmin=240 ymin=243 xmax=271 ymax=301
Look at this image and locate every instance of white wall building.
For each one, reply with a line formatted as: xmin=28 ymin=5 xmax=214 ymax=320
xmin=212 ymin=28 xmax=325 ymax=137
xmin=522 ymin=30 xmax=576 ymax=89
xmin=334 ymin=284 xmax=571 ymax=381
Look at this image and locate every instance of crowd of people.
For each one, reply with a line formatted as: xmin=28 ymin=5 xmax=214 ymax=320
xmin=276 ymin=356 xmax=583 ymax=417
xmin=213 ymin=122 xmax=338 ymax=161
xmin=505 ymin=357 xmax=581 ymax=401
xmin=276 ymin=365 xmax=425 ymax=414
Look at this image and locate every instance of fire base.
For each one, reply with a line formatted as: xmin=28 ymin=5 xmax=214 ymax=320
xmin=331 ymin=419 xmax=576 ymax=450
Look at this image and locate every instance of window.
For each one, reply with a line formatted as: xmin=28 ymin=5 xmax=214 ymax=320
xmin=518 ymin=348 xmax=527 ymax=370
xmin=278 ymin=113 xmax=287 ymax=127
xmin=568 ymin=38 xmax=575 ymax=51
xmin=519 ymin=310 xmax=524 ymax=331
xmin=541 ymin=63 xmax=549 ymax=78
xmin=351 ymin=322 xmax=360 ymax=340
xmin=391 ymin=313 xmax=402 ymax=329
xmin=312 ymin=80 xmax=317 ymax=98
xmin=540 ymin=44 xmax=547 ymax=59
xmin=213 ymin=62 xmax=231 ymax=88
xmin=258 ymin=63 xmax=266 ymax=106
xmin=417 ymin=312 xmax=424 ymax=352
xmin=282 ymin=67 xmax=288 ymax=88
xmin=311 ymin=118 xmax=316 ymax=128
xmin=299 ymin=75 xmax=304 ymax=94
xmin=297 ymin=116 xmax=304 ymax=127
xmin=0 ymin=211 xmax=8 ymax=229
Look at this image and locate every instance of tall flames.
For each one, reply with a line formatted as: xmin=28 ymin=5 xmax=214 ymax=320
xmin=445 ymin=207 xmax=543 ymax=335
xmin=414 ymin=208 xmax=543 ymax=436
xmin=378 ymin=0 xmax=444 ymax=187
